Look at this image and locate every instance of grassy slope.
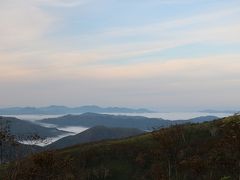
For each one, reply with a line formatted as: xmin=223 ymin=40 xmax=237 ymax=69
xmin=2 ymin=115 xmax=240 ymax=180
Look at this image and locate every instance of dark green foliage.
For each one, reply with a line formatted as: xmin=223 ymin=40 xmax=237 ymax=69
xmin=2 ymin=115 xmax=240 ymax=180
xmin=4 ymin=151 xmax=75 ymax=180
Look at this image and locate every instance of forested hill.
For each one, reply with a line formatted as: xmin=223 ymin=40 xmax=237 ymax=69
xmin=0 ymin=116 xmax=68 ymax=140
xmin=2 ymin=115 xmax=239 ymax=179
xmin=46 ymin=126 xmax=144 ymax=150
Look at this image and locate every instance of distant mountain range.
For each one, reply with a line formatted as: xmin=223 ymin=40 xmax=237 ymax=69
xmin=46 ymin=126 xmax=144 ymax=150
xmin=39 ymin=113 xmax=218 ymax=131
xmin=200 ymin=109 xmax=239 ymax=114
xmin=0 ymin=114 xmax=218 ymax=141
xmin=0 ymin=105 xmax=154 ymax=115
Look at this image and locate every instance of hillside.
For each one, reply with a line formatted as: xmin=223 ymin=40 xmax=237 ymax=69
xmin=0 ymin=116 xmax=69 ymax=140
xmin=39 ymin=112 xmax=218 ymax=130
xmin=46 ymin=126 xmax=144 ymax=149
xmin=2 ymin=115 xmax=239 ymax=180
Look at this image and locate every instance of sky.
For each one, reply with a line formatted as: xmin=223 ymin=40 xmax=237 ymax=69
xmin=0 ymin=0 xmax=240 ymax=111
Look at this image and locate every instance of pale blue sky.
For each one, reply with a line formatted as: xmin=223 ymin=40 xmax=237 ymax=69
xmin=0 ymin=0 xmax=240 ymax=110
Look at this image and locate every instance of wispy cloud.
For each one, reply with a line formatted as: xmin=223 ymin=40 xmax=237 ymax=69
xmin=37 ymin=0 xmax=93 ymax=7
xmin=1 ymin=52 xmax=239 ymax=81
xmin=96 ymin=7 xmax=240 ymax=39
xmin=40 ymin=22 xmax=240 ymax=67
xmin=0 ymin=0 xmax=54 ymax=50
xmin=33 ymin=6 xmax=239 ymax=68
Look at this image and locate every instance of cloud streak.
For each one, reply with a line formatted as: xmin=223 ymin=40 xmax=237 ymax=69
xmin=1 ymin=53 xmax=239 ymax=81
xmin=37 ymin=0 xmax=93 ymax=7
xmin=0 ymin=0 xmax=54 ymax=50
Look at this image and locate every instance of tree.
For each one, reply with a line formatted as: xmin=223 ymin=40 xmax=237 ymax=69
xmin=217 ymin=115 xmax=240 ymax=180
xmin=0 ymin=117 xmax=17 ymax=164
xmin=152 ymin=125 xmax=186 ymax=180
xmin=0 ymin=117 xmax=47 ymax=164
